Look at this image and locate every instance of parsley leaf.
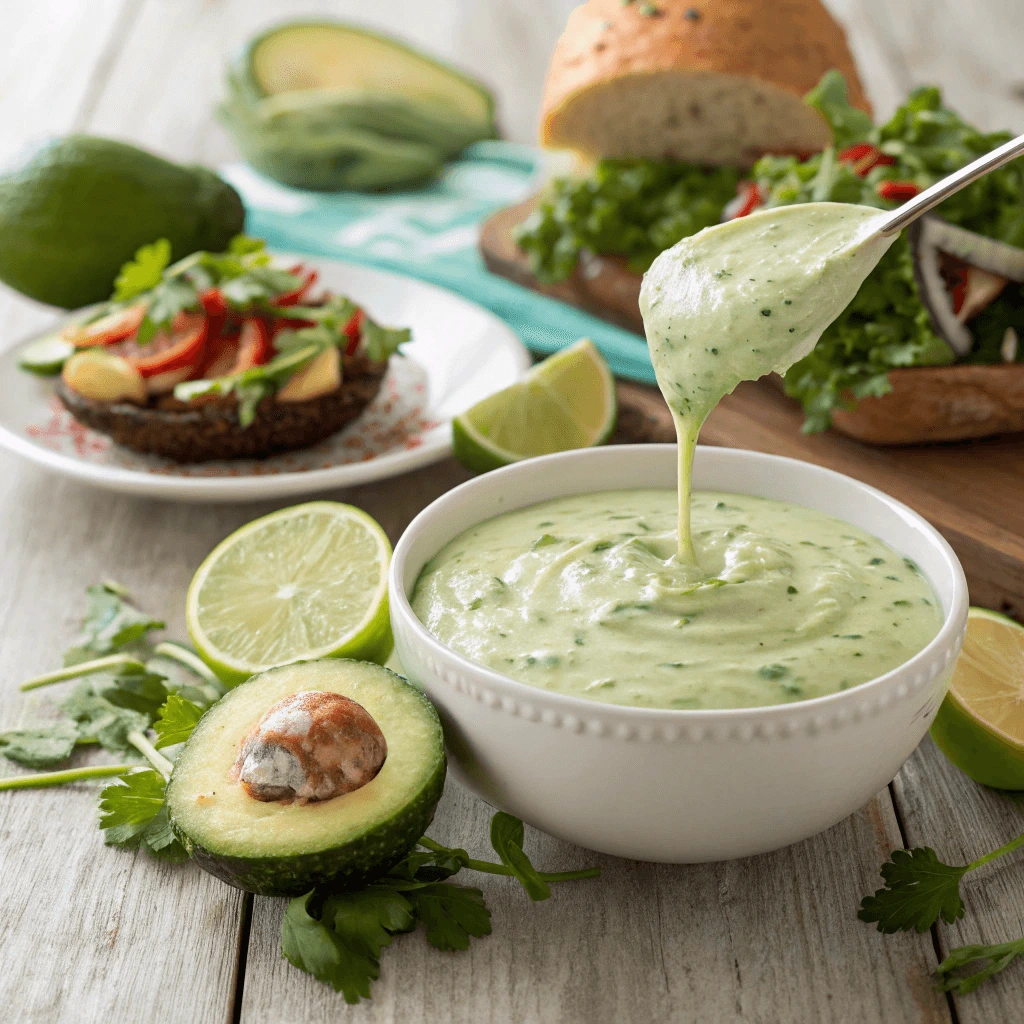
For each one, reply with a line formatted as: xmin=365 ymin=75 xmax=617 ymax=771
xmin=936 ymin=936 xmax=1024 ymax=994
xmin=282 ymin=890 xmax=381 ymax=1005
xmin=489 ymin=812 xmax=551 ymax=901
xmin=98 ymin=769 xmax=167 ymax=846
xmin=221 ymin=265 xmax=303 ymax=306
xmin=0 ymin=721 xmax=79 ymax=769
xmin=404 ymin=883 xmax=491 ymax=951
xmin=152 ymin=694 xmax=205 ymax=749
xmin=859 ymin=847 xmax=968 ymax=932
xmin=136 ymin=277 xmax=199 ymax=344
xmin=113 ymin=239 xmax=172 ymax=302
xmin=63 ymin=583 xmax=164 ymax=666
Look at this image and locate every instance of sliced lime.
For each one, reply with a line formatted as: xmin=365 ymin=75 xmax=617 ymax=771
xmin=453 ymin=338 xmax=616 ymax=473
xmin=930 ymin=607 xmax=1024 ymax=789
xmin=18 ymin=334 xmax=75 ymax=376
xmin=187 ymin=501 xmax=393 ymax=686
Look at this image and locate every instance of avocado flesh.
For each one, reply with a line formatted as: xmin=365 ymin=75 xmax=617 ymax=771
xmin=248 ymin=22 xmax=494 ymax=128
xmin=166 ymin=659 xmax=446 ymax=896
xmin=0 ymin=136 xmax=245 ymax=309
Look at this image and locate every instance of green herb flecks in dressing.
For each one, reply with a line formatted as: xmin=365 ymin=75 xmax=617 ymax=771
xmin=639 ymin=202 xmax=894 ymax=561
xmin=411 ymin=490 xmax=941 ymax=710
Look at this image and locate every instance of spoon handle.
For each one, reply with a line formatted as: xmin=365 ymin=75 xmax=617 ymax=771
xmin=877 ymin=132 xmax=1024 ymax=236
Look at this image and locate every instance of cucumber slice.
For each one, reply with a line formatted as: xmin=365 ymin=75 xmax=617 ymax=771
xmin=167 ymin=659 xmax=446 ymax=896
xmin=242 ymin=21 xmax=495 ymax=131
xmin=17 ymin=333 xmax=75 ymax=376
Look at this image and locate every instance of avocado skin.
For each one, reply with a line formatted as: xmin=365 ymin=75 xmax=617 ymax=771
xmin=0 ymin=136 xmax=245 ymax=308
xmin=176 ymin=754 xmax=446 ymax=896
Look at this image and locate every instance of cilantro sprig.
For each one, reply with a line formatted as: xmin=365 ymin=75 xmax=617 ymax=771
xmin=860 ymin=831 xmax=1024 ymax=994
xmin=283 ymin=815 xmax=599 ymax=1003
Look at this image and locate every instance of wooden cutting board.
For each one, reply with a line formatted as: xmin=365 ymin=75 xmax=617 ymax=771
xmin=482 ymin=199 xmax=1024 ymax=617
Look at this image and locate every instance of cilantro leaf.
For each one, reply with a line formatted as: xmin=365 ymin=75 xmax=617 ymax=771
xmin=98 ymin=769 xmax=167 ymax=847
xmin=385 ymin=846 xmax=469 ymax=885
xmin=60 ymin=682 xmax=151 ymax=753
xmin=0 ymin=720 xmax=79 ymax=769
xmin=282 ymin=890 xmax=380 ymax=1004
xmin=359 ymin=319 xmax=410 ymax=362
xmin=136 ymin=277 xmax=199 ymax=344
xmin=858 ymin=847 xmax=968 ymax=933
xmin=489 ymin=812 xmax=551 ymax=901
xmin=228 ymin=234 xmax=267 ymax=256
xmin=221 ymin=265 xmax=303 ymax=306
xmin=113 ymin=239 xmax=171 ymax=302
xmin=936 ymin=936 xmax=1024 ymax=994
xmin=64 ymin=583 xmax=164 ymax=666
xmin=325 ymin=887 xmax=416 ymax=959
xmin=139 ymin=804 xmax=189 ymax=862
xmin=404 ymin=883 xmax=491 ymax=951
xmin=98 ymin=668 xmax=170 ymax=719
xmin=152 ymin=694 xmax=205 ymax=749
xmin=287 ymin=297 xmax=357 ymax=332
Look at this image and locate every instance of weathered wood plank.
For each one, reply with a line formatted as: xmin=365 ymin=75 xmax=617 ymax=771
xmin=239 ymin=781 xmax=948 ymax=1024
xmin=892 ymin=737 xmax=1024 ymax=1022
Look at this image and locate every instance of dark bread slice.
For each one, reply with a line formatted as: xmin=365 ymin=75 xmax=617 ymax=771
xmin=55 ymin=353 xmax=387 ymax=463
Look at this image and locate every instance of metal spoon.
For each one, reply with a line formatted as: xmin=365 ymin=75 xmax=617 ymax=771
xmin=877 ymin=132 xmax=1024 ymax=236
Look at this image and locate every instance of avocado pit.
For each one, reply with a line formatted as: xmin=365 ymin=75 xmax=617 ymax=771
xmin=233 ymin=690 xmax=387 ymax=804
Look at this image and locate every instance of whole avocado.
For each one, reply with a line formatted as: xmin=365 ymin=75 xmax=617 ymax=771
xmin=0 ymin=136 xmax=246 ymax=308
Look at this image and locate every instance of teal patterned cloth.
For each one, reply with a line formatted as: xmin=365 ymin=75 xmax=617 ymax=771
xmin=221 ymin=140 xmax=655 ymax=384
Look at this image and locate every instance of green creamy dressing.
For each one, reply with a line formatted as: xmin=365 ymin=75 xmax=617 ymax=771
xmin=414 ymin=202 xmax=943 ymax=709
xmin=640 ymin=202 xmax=895 ymax=559
xmin=411 ymin=490 xmax=941 ymax=709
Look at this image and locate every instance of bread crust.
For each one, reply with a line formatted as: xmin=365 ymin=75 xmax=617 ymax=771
xmin=541 ymin=0 xmax=869 ymax=162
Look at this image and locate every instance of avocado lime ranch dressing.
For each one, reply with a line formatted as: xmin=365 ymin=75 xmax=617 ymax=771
xmin=413 ymin=203 xmax=943 ymax=710
xmin=641 ymin=202 xmax=895 ymax=560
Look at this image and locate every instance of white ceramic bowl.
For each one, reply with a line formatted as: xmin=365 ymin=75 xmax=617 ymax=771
xmin=390 ymin=445 xmax=968 ymax=862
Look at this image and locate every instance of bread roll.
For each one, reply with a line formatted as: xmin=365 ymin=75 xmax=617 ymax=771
xmin=541 ymin=0 xmax=870 ymax=166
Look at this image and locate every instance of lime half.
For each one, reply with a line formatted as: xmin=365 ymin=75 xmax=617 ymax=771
xmin=931 ymin=607 xmax=1024 ymax=789
xmin=187 ymin=501 xmax=393 ymax=686
xmin=453 ymin=338 xmax=616 ymax=474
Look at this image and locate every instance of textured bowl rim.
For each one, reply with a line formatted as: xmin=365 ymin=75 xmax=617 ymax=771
xmin=390 ymin=444 xmax=969 ymax=723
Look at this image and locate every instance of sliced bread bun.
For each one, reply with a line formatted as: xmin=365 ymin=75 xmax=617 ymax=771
xmin=540 ymin=0 xmax=870 ymax=166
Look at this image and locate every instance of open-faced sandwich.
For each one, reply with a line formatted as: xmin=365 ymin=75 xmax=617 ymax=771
xmin=17 ymin=237 xmax=409 ymax=462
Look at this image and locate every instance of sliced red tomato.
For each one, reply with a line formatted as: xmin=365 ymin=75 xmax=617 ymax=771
xmin=344 ymin=308 xmax=365 ymax=356
xmin=273 ymin=269 xmax=319 ymax=307
xmin=199 ymin=288 xmax=228 ymax=317
xmin=877 ymin=179 xmax=921 ymax=202
xmin=120 ymin=312 xmax=208 ymax=378
xmin=62 ymin=304 xmax=147 ymax=348
xmin=839 ymin=144 xmax=896 ymax=177
xmin=230 ymin=318 xmax=273 ymax=374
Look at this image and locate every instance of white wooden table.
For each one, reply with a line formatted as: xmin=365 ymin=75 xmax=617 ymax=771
xmin=3 ymin=3 xmax=1024 ymax=1021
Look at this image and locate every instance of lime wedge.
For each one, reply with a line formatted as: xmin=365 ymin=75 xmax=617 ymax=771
xmin=187 ymin=502 xmax=393 ymax=686
xmin=930 ymin=607 xmax=1024 ymax=789
xmin=453 ymin=338 xmax=616 ymax=473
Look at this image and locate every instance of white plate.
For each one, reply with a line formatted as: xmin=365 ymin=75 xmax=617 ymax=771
xmin=0 ymin=257 xmax=530 ymax=502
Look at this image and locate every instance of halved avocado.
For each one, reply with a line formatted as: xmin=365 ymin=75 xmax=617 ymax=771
xmin=240 ymin=21 xmax=495 ymax=130
xmin=166 ymin=659 xmax=446 ymax=896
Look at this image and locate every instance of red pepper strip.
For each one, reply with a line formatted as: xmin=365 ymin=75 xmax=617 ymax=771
xmin=63 ymin=304 xmax=147 ymax=347
xmin=877 ymin=180 xmax=921 ymax=202
xmin=199 ymin=288 xmax=228 ymax=317
xmin=722 ymin=182 xmax=764 ymax=221
xmin=230 ymin=318 xmax=273 ymax=374
xmin=194 ymin=328 xmax=240 ymax=379
xmin=344 ymin=309 xmax=366 ymax=356
xmin=128 ymin=312 xmax=208 ymax=378
xmin=950 ymin=275 xmax=967 ymax=316
xmin=838 ymin=144 xmax=896 ymax=177
xmin=273 ymin=269 xmax=319 ymax=307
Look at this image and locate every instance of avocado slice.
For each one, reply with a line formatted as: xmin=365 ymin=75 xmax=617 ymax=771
xmin=0 ymin=136 xmax=245 ymax=309
xmin=167 ymin=659 xmax=446 ymax=896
